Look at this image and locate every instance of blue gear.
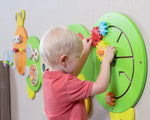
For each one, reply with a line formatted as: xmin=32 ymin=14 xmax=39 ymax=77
xmin=98 ymin=22 xmax=108 ymax=36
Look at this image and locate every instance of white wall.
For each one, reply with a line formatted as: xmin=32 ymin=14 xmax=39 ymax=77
xmin=0 ymin=0 xmax=150 ymax=120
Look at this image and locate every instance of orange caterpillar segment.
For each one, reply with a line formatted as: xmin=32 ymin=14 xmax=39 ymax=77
xmin=14 ymin=10 xmax=28 ymax=75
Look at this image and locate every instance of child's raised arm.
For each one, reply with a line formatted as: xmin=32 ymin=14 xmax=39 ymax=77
xmin=90 ymin=46 xmax=116 ymax=96
xmin=73 ymin=38 xmax=92 ymax=76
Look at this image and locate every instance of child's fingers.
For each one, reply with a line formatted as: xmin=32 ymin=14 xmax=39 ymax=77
xmin=111 ymin=46 xmax=117 ymax=53
xmin=107 ymin=45 xmax=115 ymax=49
xmin=107 ymin=45 xmax=116 ymax=50
xmin=88 ymin=39 xmax=93 ymax=44
xmin=106 ymin=46 xmax=117 ymax=53
xmin=85 ymin=37 xmax=92 ymax=42
xmin=84 ymin=38 xmax=92 ymax=46
xmin=105 ymin=45 xmax=112 ymax=51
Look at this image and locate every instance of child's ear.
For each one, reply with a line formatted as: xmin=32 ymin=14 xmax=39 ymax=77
xmin=59 ymin=54 xmax=68 ymax=67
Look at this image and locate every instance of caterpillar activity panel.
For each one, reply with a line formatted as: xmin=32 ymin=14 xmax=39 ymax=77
xmin=90 ymin=12 xmax=147 ymax=113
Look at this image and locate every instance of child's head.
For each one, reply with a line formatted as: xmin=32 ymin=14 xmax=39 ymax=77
xmin=39 ymin=27 xmax=83 ymax=73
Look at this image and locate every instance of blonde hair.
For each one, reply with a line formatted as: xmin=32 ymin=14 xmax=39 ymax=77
xmin=39 ymin=27 xmax=83 ymax=66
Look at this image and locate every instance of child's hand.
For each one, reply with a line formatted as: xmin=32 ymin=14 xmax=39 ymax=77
xmin=83 ymin=37 xmax=93 ymax=55
xmin=103 ymin=45 xmax=116 ymax=64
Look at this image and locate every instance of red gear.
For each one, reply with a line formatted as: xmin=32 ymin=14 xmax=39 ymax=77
xmin=90 ymin=26 xmax=103 ymax=47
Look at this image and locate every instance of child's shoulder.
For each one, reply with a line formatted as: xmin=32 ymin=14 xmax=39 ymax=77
xmin=44 ymin=70 xmax=76 ymax=79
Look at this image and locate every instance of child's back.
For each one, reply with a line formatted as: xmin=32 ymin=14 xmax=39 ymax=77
xmin=43 ymin=70 xmax=93 ymax=120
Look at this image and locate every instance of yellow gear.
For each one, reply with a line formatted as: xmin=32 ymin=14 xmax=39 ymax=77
xmin=96 ymin=41 xmax=108 ymax=62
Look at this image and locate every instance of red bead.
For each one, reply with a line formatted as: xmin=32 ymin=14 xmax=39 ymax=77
xmin=13 ymin=48 xmax=19 ymax=52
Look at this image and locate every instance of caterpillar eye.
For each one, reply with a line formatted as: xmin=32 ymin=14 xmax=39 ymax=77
xmin=14 ymin=35 xmax=22 ymax=43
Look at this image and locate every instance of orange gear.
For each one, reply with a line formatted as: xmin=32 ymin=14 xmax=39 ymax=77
xmin=105 ymin=91 xmax=116 ymax=106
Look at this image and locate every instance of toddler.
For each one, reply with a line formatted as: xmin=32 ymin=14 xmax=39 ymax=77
xmin=39 ymin=27 xmax=116 ymax=120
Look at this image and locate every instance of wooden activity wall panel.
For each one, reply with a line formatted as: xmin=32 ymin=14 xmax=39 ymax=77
xmin=93 ymin=13 xmax=147 ymax=113
xmin=2 ymin=10 xmax=42 ymax=99
xmin=68 ymin=13 xmax=147 ymax=120
xmin=2 ymin=9 xmax=147 ymax=119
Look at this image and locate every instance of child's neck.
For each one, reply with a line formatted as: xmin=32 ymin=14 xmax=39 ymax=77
xmin=48 ymin=65 xmax=65 ymax=72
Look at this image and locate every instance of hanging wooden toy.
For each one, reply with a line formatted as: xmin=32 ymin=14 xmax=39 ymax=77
xmin=3 ymin=50 xmax=18 ymax=69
